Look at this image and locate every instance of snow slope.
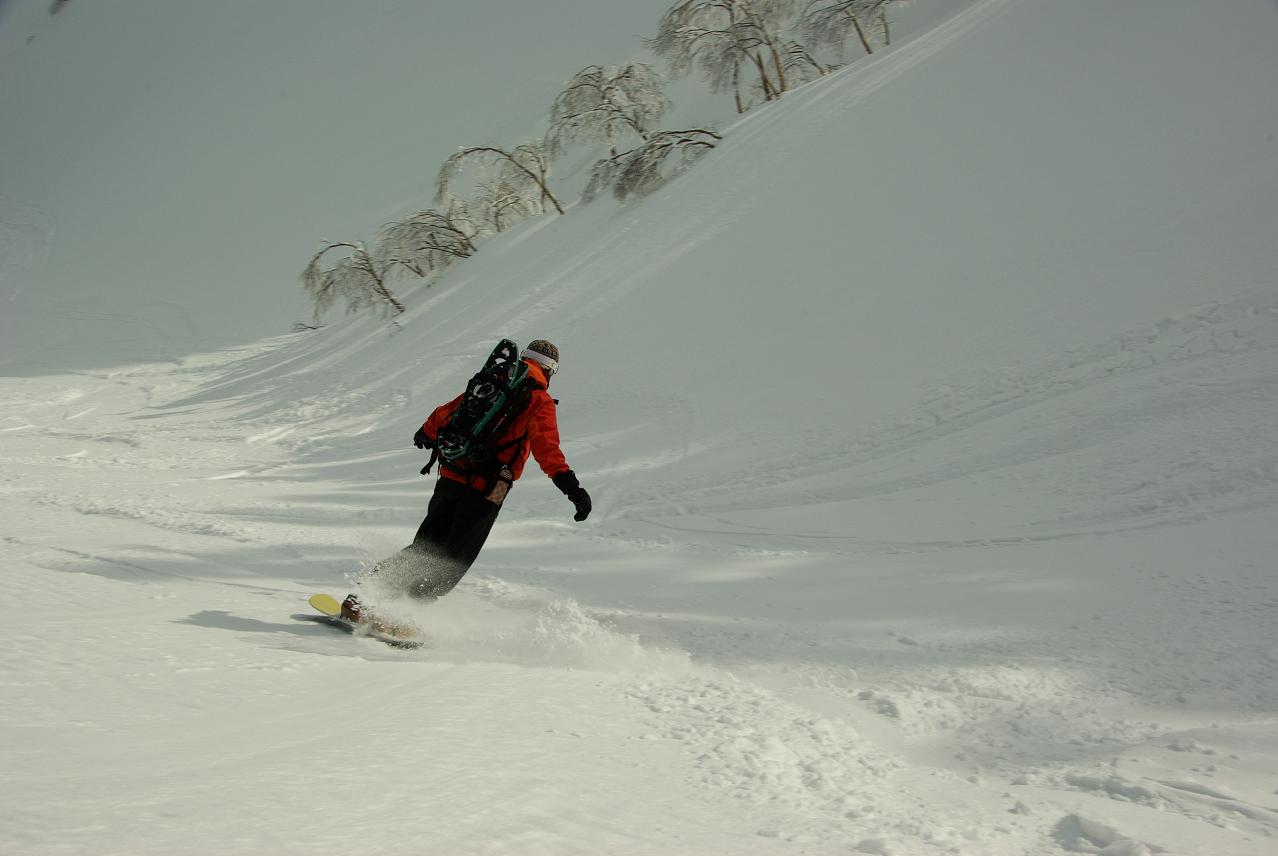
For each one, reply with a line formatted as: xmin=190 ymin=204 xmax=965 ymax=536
xmin=3 ymin=0 xmax=1278 ymax=853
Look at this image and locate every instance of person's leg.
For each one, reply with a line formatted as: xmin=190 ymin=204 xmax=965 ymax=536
xmin=408 ymin=483 xmax=500 ymax=599
xmin=409 ymin=477 xmax=466 ymax=550
xmin=344 ymin=479 xmax=463 ymax=617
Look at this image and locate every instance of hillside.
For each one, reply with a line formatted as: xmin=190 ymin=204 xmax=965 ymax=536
xmin=2 ymin=0 xmax=1278 ymax=853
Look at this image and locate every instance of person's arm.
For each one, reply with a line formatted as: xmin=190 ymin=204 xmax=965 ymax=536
xmin=527 ymin=393 xmax=590 ymax=521
xmin=526 ymin=392 xmax=569 ymax=477
xmin=415 ymin=393 xmax=465 ymax=446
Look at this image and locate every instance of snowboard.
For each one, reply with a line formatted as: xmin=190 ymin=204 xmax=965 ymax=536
xmin=300 ymin=593 xmax=424 ymax=649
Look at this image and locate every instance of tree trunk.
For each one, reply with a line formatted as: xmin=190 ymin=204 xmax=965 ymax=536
xmin=749 ymin=51 xmax=776 ymax=101
xmin=362 ymin=253 xmax=405 ymax=315
xmin=455 ymin=148 xmax=566 ymax=216
xmin=768 ymin=42 xmax=788 ymax=95
xmin=733 ymin=59 xmax=745 ymax=113
xmin=727 ymin=6 xmax=747 ymax=112
xmin=850 ymin=13 xmax=874 ymax=55
xmin=538 ymin=180 xmax=566 ymax=216
xmin=499 ymin=157 xmax=564 ymax=216
xmin=515 ymin=160 xmax=566 ymax=216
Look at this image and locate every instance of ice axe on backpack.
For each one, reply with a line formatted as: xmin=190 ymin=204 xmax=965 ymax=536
xmin=413 ymin=426 xmax=438 ymax=475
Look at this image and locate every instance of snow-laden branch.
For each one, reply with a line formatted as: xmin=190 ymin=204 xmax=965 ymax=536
xmin=584 ymin=129 xmax=722 ymax=203
xmin=301 ymin=241 xmax=405 ymax=322
xmin=436 ymin=144 xmax=564 ymax=224
xmin=546 ymin=64 xmax=672 ymax=158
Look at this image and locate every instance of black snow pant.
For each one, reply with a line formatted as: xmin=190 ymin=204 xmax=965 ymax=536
xmin=367 ymin=477 xmax=501 ymax=600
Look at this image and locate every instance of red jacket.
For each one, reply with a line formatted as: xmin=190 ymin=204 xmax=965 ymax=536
xmin=422 ymin=359 xmax=570 ymax=491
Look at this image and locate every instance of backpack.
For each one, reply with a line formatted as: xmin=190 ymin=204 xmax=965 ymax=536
xmin=429 ymin=338 xmax=533 ymax=478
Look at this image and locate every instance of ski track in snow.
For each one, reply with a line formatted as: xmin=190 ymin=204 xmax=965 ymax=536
xmin=621 ymin=291 xmax=1278 ymax=539
xmin=4 ymin=300 xmax=1277 ymax=854
xmin=5 ymin=0 xmax=1278 ymax=853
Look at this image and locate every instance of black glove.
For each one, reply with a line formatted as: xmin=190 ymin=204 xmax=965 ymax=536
xmin=552 ymin=470 xmax=592 ymax=522
xmin=413 ymin=427 xmax=433 ymax=449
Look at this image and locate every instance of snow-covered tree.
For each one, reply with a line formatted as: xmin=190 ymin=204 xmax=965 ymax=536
xmin=435 ymin=144 xmax=564 ymax=229
xmin=301 ymin=241 xmax=405 ymax=322
xmin=801 ymin=0 xmax=898 ymax=57
xmin=651 ymin=0 xmax=805 ymax=113
xmin=583 ymin=129 xmax=722 ymax=203
xmin=374 ymin=206 xmax=478 ymax=279
xmin=471 ymin=176 xmax=542 ymax=233
xmin=546 ymin=64 xmax=673 ymax=158
xmin=782 ymin=39 xmax=835 ymax=84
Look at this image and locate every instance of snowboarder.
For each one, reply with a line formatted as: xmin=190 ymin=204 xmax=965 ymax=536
xmin=341 ymin=339 xmax=590 ymax=622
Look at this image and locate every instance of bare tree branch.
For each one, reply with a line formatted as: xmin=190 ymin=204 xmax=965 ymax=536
xmin=436 ymin=143 xmax=564 ymax=221
xmin=375 ymin=208 xmax=477 ymax=279
xmin=801 ymin=0 xmax=899 ymax=57
xmin=651 ymin=0 xmax=806 ymax=112
xmin=301 ymin=241 xmax=404 ymax=322
xmin=546 ymin=63 xmax=672 ymax=158
xmin=584 ymin=129 xmax=723 ymax=203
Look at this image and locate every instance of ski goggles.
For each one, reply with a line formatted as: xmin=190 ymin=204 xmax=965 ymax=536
xmin=520 ymin=348 xmax=558 ymax=377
